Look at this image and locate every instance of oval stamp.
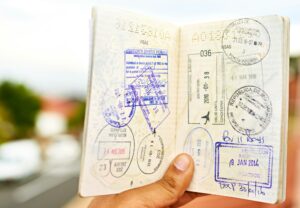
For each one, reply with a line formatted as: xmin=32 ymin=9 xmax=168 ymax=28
xmin=95 ymin=125 xmax=135 ymax=178
xmin=102 ymin=86 xmax=136 ymax=128
xmin=137 ymin=133 xmax=164 ymax=174
xmin=184 ymin=127 xmax=213 ymax=182
xmin=227 ymin=86 xmax=272 ymax=135
xmin=222 ymin=18 xmax=270 ymax=65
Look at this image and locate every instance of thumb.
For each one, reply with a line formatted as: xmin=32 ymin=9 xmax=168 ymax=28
xmin=117 ymin=153 xmax=194 ymax=208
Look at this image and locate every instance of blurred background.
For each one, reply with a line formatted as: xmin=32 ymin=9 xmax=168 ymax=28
xmin=0 ymin=0 xmax=299 ymax=208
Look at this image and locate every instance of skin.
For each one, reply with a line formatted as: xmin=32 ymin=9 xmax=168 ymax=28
xmin=88 ymin=153 xmax=207 ymax=208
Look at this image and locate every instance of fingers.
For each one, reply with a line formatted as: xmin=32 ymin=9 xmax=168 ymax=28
xmin=115 ymin=153 xmax=195 ymax=208
xmin=171 ymin=192 xmax=208 ymax=207
xmin=88 ymin=195 xmax=116 ymax=208
xmin=156 ymin=153 xmax=195 ymax=205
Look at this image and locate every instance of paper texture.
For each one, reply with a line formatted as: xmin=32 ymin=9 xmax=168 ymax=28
xmin=79 ymin=6 xmax=179 ymax=196
xmin=176 ymin=16 xmax=288 ymax=203
xmin=79 ymin=6 xmax=289 ymax=204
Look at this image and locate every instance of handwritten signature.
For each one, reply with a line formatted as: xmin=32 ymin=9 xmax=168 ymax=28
xmin=222 ymin=129 xmax=264 ymax=144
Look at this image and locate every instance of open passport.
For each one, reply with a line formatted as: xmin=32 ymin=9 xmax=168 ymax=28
xmin=79 ymin=6 xmax=290 ymax=204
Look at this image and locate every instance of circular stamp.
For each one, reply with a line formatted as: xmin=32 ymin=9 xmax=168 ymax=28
xmin=222 ymin=18 xmax=270 ymax=65
xmin=95 ymin=125 xmax=135 ymax=178
xmin=227 ymin=86 xmax=272 ymax=135
xmin=102 ymin=86 xmax=136 ymax=128
xmin=184 ymin=127 xmax=213 ymax=182
xmin=137 ymin=133 xmax=164 ymax=174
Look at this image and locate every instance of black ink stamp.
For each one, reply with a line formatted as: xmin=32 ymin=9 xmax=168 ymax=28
xmin=187 ymin=52 xmax=225 ymax=125
xmin=227 ymin=86 xmax=272 ymax=135
xmin=225 ymin=61 xmax=265 ymax=100
xmin=222 ymin=18 xmax=270 ymax=65
xmin=137 ymin=133 xmax=164 ymax=174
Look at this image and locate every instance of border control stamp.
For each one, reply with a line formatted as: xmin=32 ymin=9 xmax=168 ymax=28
xmin=215 ymin=142 xmax=273 ymax=188
xmin=227 ymin=86 xmax=272 ymax=135
xmin=187 ymin=52 xmax=225 ymax=125
xmin=102 ymin=86 xmax=136 ymax=128
xmin=225 ymin=61 xmax=265 ymax=100
xmin=222 ymin=18 xmax=270 ymax=65
xmin=124 ymin=48 xmax=168 ymax=106
xmin=95 ymin=125 xmax=135 ymax=178
xmin=137 ymin=133 xmax=164 ymax=174
xmin=129 ymin=67 xmax=170 ymax=133
xmin=184 ymin=127 xmax=214 ymax=181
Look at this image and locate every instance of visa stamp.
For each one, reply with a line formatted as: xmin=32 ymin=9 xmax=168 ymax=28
xmin=215 ymin=142 xmax=273 ymax=188
xmin=222 ymin=18 xmax=270 ymax=65
xmin=129 ymin=69 xmax=170 ymax=133
xmin=227 ymin=86 xmax=272 ymax=135
xmin=137 ymin=133 xmax=164 ymax=174
xmin=95 ymin=125 xmax=135 ymax=178
xmin=184 ymin=127 xmax=213 ymax=181
xmin=124 ymin=48 xmax=168 ymax=106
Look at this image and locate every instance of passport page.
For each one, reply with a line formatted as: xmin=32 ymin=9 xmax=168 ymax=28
xmin=79 ymin=6 xmax=180 ymax=196
xmin=176 ymin=16 xmax=288 ymax=203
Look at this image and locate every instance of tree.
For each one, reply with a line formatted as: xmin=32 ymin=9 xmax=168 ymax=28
xmin=0 ymin=81 xmax=41 ymax=142
xmin=68 ymin=100 xmax=86 ymax=135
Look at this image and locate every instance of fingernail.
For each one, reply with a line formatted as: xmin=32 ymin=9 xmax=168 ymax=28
xmin=174 ymin=154 xmax=190 ymax=171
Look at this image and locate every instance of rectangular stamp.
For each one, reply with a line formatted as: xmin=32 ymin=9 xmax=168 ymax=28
xmin=188 ymin=52 xmax=225 ymax=125
xmin=215 ymin=142 xmax=273 ymax=188
xmin=129 ymin=68 xmax=170 ymax=133
xmin=98 ymin=141 xmax=131 ymax=160
xmin=124 ymin=48 xmax=168 ymax=107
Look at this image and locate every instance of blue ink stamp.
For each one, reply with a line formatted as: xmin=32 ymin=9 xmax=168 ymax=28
xmin=215 ymin=142 xmax=273 ymax=188
xmin=124 ymin=48 xmax=168 ymax=107
xmin=102 ymin=86 xmax=136 ymax=128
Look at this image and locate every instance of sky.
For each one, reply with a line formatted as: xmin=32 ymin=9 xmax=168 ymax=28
xmin=0 ymin=0 xmax=299 ymax=98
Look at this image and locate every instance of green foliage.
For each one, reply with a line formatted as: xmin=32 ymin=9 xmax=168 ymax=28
xmin=68 ymin=100 xmax=86 ymax=134
xmin=290 ymin=57 xmax=299 ymax=77
xmin=0 ymin=81 xmax=41 ymax=141
xmin=0 ymin=104 xmax=16 ymax=144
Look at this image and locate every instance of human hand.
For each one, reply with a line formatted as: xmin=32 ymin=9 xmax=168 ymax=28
xmin=88 ymin=153 xmax=207 ymax=208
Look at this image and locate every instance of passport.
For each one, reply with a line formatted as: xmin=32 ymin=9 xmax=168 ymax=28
xmin=79 ymin=5 xmax=289 ymax=203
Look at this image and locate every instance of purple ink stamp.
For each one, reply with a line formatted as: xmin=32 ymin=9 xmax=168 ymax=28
xmin=130 ymin=80 xmax=170 ymax=133
xmin=215 ymin=142 xmax=273 ymax=188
